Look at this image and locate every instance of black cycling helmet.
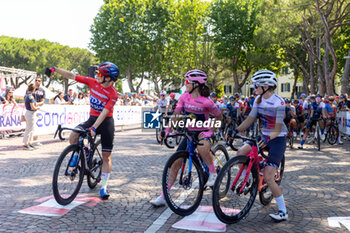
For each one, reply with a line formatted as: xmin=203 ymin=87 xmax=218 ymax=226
xmin=285 ymin=99 xmax=291 ymax=103
xmin=229 ymin=95 xmax=235 ymax=101
xmin=234 ymin=93 xmax=240 ymax=98
xmin=210 ymin=92 xmax=218 ymax=97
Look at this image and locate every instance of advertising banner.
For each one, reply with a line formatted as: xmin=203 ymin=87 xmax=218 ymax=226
xmin=0 ymin=104 xmax=142 ymax=135
xmin=0 ymin=104 xmax=26 ymax=130
xmin=338 ymin=111 xmax=350 ymax=136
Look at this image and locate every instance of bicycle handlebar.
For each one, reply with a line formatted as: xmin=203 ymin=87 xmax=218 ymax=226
xmin=233 ymin=134 xmax=268 ymax=159
xmin=54 ymin=124 xmax=89 ymax=141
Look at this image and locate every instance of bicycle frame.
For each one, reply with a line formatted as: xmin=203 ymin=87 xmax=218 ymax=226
xmin=55 ymin=125 xmax=100 ymax=178
xmin=230 ymin=140 xmax=281 ymax=194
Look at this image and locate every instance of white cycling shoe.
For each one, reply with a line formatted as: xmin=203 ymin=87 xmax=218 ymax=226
xmin=269 ymin=210 xmax=288 ymax=221
xmin=150 ymin=195 xmax=166 ymax=207
xmin=206 ymin=173 xmax=217 ymax=187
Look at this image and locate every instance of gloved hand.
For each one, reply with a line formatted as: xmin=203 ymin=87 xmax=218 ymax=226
xmin=45 ymin=67 xmax=56 ymax=77
xmin=200 ymin=129 xmax=214 ymax=138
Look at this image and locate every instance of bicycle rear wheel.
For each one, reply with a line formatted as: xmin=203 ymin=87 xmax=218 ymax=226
xmin=212 ymin=155 xmax=258 ymax=224
xmin=162 ymin=151 xmax=204 ymax=216
xmin=164 ymin=136 xmax=176 ymax=149
xmin=87 ymin=139 xmax=103 ymax=189
xmin=327 ymin=125 xmax=338 ymax=145
xmin=259 ymin=155 xmax=285 ymax=205
xmin=52 ymin=144 xmax=85 ymax=205
xmin=287 ymin=125 xmax=294 ymax=149
xmin=156 ymin=128 xmax=161 ymax=144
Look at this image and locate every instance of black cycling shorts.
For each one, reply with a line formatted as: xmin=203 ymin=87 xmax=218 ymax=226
xmin=76 ymin=116 xmax=115 ymax=152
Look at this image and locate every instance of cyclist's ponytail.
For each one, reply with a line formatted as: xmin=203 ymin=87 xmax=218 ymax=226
xmin=199 ymin=84 xmax=210 ymax=97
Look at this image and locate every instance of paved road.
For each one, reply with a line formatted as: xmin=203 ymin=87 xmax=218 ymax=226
xmin=0 ymin=129 xmax=349 ymax=232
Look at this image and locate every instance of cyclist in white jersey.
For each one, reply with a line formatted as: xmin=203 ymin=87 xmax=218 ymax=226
xmin=155 ymin=93 xmax=169 ymax=114
xmin=228 ymin=69 xmax=288 ymax=221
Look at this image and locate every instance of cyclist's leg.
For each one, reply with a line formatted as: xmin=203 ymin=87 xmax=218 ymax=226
xmin=197 ymin=134 xmax=217 ymax=185
xmin=98 ymin=117 xmax=114 ymax=199
xmin=264 ymin=136 xmax=288 ymax=218
xmin=151 ymin=137 xmax=187 ymax=206
xmin=69 ymin=116 xmax=96 ymax=144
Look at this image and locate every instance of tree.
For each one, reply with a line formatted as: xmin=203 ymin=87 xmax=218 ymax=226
xmin=209 ymin=0 xmax=259 ymax=93
xmin=0 ymin=36 xmax=95 ymax=92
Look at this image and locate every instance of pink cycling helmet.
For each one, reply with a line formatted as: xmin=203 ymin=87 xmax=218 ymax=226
xmin=185 ymin=70 xmax=207 ymax=84
xmin=170 ymin=93 xmax=175 ymax=98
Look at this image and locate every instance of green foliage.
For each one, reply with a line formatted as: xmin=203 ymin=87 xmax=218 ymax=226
xmin=0 ymin=35 xmax=96 ymax=88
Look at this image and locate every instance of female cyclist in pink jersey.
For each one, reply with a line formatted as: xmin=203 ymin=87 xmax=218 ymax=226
xmin=45 ymin=62 xmax=119 ymax=200
xmin=150 ymin=69 xmax=223 ymax=207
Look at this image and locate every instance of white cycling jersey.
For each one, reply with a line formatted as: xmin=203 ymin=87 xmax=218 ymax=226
xmin=249 ymin=94 xmax=287 ymax=137
xmin=156 ymin=99 xmax=169 ymax=113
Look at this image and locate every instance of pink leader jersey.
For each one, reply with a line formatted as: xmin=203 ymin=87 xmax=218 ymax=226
xmin=175 ymin=92 xmax=221 ymax=131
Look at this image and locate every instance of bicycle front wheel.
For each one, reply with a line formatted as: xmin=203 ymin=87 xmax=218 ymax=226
xmin=52 ymin=144 xmax=85 ymax=205
xmin=212 ymin=155 xmax=258 ymax=224
xmin=316 ymin=124 xmax=321 ymax=151
xmin=327 ymin=125 xmax=338 ymax=145
xmin=162 ymin=151 xmax=204 ymax=216
xmin=87 ymin=139 xmax=103 ymax=189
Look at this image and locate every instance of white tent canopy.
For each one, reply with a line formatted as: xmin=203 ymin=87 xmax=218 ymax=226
xmin=13 ymin=84 xmax=57 ymax=99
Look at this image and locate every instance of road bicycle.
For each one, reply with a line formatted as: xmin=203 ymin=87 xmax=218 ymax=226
xmin=300 ymin=119 xmax=321 ymax=151
xmin=286 ymin=122 xmax=294 ymax=149
xmin=161 ymin=124 xmax=230 ymax=216
xmin=324 ymin=118 xmax=339 ymax=145
xmin=156 ymin=114 xmax=182 ymax=149
xmin=212 ymin=134 xmax=285 ymax=224
xmin=52 ymin=125 xmax=103 ymax=205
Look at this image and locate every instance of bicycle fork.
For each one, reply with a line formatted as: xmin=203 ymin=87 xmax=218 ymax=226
xmin=230 ymin=158 xmax=254 ymax=194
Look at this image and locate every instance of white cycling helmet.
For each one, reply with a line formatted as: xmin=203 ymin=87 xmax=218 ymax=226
xmin=251 ymin=69 xmax=277 ymax=87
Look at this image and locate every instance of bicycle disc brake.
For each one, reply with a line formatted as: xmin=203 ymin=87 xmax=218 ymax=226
xmin=182 ymin=174 xmax=193 ymax=190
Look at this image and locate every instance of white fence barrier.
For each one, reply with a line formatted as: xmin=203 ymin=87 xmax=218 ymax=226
xmin=0 ymin=104 xmax=142 ymax=136
xmin=338 ymin=111 xmax=350 ymax=136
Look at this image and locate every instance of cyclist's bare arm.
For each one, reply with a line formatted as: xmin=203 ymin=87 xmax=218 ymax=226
xmin=213 ymin=113 xmax=223 ymax=131
xmin=236 ymin=116 xmax=256 ymax=132
xmin=322 ymin=109 xmax=327 ymax=119
xmin=92 ymin=108 xmax=109 ymax=129
xmin=54 ymin=68 xmax=76 ymax=80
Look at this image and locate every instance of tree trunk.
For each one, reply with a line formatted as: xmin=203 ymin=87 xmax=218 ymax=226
xmin=302 ymin=72 xmax=309 ymax=95
xmin=291 ymin=70 xmax=298 ymax=99
xmin=341 ymin=49 xmax=350 ymax=94
xmin=126 ymin=69 xmax=136 ymax=93
xmin=309 ymin=56 xmax=316 ymax=95
xmin=322 ymin=46 xmax=330 ymax=96
xmin=233 ymin=70 xmax=241 ymax=94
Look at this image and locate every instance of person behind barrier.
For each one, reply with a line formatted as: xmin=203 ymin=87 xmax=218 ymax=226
xmin=22 ymin=83 xmax=40 ymax=151
xmin=45 ymin=62 xmax=119 ymax=200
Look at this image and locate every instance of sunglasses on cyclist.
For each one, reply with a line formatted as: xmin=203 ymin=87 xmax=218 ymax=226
xmin=96 ymin=70 xmax=103 ymax=78
xmin=254 ymin=83 xmax=259 ymax=89
xmin=185 ymin=79 xmax=194 ymax=85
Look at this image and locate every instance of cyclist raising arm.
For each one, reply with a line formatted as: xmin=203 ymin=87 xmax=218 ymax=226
xmin=45 ymin=62 xmax=119 ymax=200
xmin=229 ymin=69 xmax=288 ymax=221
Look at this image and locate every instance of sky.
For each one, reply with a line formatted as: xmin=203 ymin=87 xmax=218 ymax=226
xmin=0 ymin=0 xmax=104 ymax=50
